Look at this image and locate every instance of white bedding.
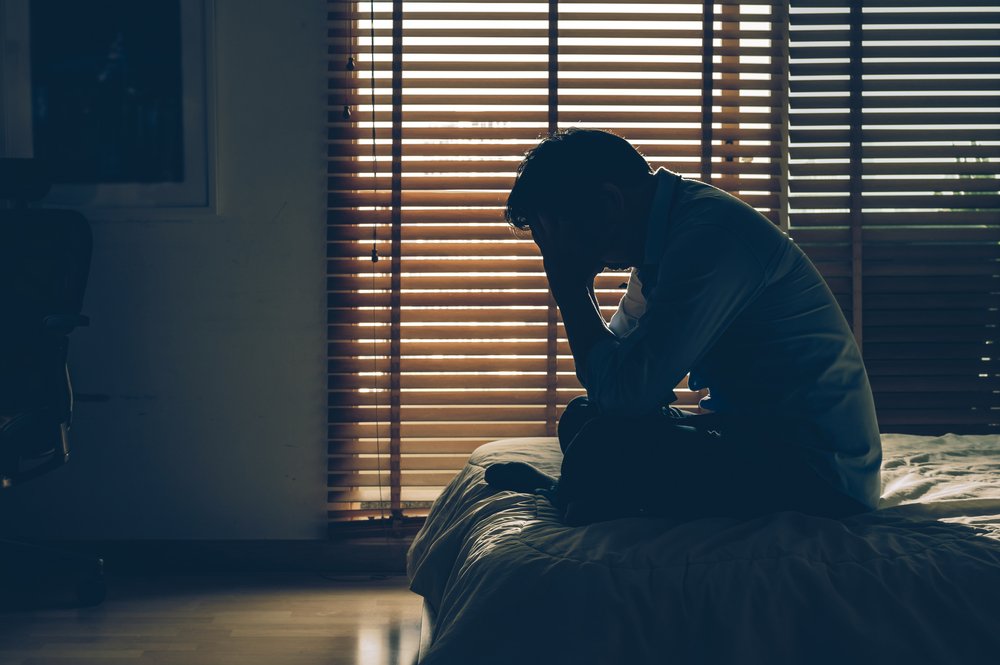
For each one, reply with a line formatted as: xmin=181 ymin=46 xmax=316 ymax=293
xmin=407 ymin=433 xmax=1000 ymax=664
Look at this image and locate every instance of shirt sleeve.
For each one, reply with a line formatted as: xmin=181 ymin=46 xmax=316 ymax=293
xmin=585 ymin=223 xmax=766 ymax=416
xmin=608 ymin=268 xmax=646 ymax=337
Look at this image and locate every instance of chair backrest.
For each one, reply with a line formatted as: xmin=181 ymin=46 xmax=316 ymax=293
xmin=0 ymin=159 xmax=92 ymax=486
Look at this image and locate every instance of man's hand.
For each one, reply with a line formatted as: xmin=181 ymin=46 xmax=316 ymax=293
xmin=532 ymin=213 xmax=605 ymax=293
xmin=530 ymin=214 xmax=616 ymax=389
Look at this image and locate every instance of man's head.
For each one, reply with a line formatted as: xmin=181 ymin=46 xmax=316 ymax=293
xmin=504 ymin=128 xmax=655 ymax=269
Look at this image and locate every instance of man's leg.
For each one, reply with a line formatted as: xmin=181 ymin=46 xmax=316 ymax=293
xmin=485 ymin=396 xmax=704 ymax=510
xmin=558 ymin=396 xmax=697 ymax=450
xmin=483 ymin=395 xmax=596 ymax=492
xmin=555 ymin=411 xmax=716 ymax=524
xmin=557 ymin=395 xmax=598 ymax=453
xmin=485 ymin=397 xmax=867 ymax=524
xmin=555 ymin=411 xmax=869 ymax=526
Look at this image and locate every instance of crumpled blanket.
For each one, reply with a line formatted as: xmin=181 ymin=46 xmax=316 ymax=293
xmin=408 ymin=433 xmax=1000 ymax=664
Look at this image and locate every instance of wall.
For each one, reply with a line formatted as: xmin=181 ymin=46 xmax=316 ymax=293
xmin=0 ymin=0 xmax=331 ymax=539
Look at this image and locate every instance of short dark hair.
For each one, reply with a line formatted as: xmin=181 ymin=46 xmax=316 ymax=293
xmin=504 ymin=128 xmax=651 ymax=231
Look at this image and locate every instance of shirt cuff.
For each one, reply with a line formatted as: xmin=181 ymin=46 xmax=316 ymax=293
xmin=608 ymin=310 xmax=634 ymax=337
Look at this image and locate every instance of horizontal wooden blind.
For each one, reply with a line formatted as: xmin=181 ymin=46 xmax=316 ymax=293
xmin=326 ymin=0 xmax=790 ymax=529
xmin=328 ymin=0 xmax=560 ymax=529
xmin=788 ymin=0 xmax=1000 ymax=433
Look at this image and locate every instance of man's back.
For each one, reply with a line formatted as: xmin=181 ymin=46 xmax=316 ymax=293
xmin=609 ymin=171 xmax=882 ymax=508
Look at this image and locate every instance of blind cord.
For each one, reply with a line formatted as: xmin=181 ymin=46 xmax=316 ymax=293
xmin=364 ymin=0 xmax=390 ymax=540
xmin=345 ymin=0 xmax=388 ymax=538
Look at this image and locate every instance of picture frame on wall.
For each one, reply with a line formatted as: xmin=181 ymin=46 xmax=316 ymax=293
xmin=0 ymin=0 xmax=215 ymax=213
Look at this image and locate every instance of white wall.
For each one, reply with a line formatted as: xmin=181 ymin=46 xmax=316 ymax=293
xmin=0 ymin=0 xmax=331 ymax=539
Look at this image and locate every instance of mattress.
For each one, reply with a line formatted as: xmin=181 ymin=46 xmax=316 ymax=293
xmin=407 ymin=433 xmax=1000 ymax=664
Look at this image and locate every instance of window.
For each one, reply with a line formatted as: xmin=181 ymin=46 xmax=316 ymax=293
xmin=787 ymin=0 xmax=1000 ymax=433
xmin=0 ymin=0 xmax=214 ymax=211
xmin=327 ymin=0 xmax=998 ymax=532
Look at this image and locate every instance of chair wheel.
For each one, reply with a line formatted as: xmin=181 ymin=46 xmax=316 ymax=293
xmin=76 ymin=576 xmax=105 ymax=606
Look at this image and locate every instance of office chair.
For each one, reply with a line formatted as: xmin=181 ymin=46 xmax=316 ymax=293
xmin=0 ymin=158 xmax=104 ymax=606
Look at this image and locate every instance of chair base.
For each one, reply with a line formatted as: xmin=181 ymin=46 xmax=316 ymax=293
xmin=1 ymin=421 xmax=71 ymax=489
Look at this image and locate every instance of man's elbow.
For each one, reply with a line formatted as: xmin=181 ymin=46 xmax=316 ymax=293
xmin=586 ymin=375 xmax=666 ymax=419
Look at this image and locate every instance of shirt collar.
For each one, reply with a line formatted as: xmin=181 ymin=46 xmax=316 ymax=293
xmin=643 ymin=168 xmax=678 ymax=266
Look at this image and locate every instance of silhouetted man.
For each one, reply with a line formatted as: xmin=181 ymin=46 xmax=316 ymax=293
xmin=485 ymin=129 xmax=881 ymax=526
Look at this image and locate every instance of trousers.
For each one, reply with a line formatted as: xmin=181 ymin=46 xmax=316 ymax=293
xmin=553 ymin=396 xmax=868 ymax=526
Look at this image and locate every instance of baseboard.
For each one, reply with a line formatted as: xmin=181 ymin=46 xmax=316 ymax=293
xmin=31 ymin=538 xmax=412 ymax=575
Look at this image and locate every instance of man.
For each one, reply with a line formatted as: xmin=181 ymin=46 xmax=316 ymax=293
xmin=485 ymin=128 xmax=882 ymax=526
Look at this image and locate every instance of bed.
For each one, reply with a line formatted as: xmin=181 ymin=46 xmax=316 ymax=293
xmin=406 ymin=433 xmax=1000 ymax=664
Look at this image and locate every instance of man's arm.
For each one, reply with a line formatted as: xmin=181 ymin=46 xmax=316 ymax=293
xmin=530 ymin=212 xmax=616 ymax=384
xmin=549 ymin=279 xmax=616 ymax=387
xmin=585 ymin=224 xmax=766 ymax=416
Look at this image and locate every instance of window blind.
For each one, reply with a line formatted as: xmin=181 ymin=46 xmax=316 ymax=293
xmin=787 ymin=0 xmax=1000 ymax=434
xmin=326 ymin=0 xmax=789 ymax=529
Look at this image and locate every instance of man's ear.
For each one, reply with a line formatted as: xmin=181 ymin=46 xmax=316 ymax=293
xmin=599 ymin=183 xmax=627 ymax=226
xmin=531 ymin=212 xmax=562 ymax=255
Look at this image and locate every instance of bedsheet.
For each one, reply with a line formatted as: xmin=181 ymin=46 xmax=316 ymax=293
xmin=407 ymin=433 xmax=1000 ymax=664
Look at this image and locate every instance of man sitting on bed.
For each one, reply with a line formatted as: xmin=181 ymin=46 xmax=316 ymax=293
xmin=485 ymin=128 xmax=882 ymax=526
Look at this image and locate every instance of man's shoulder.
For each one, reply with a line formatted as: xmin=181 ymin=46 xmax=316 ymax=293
xmin=667 ymin=179 xmax=792 ymax=268
xmin=674 ymin=179 xmax=776 ymax=231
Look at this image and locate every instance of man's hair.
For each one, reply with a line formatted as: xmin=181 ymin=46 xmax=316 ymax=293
xmin=504 ymin=128 xmax=651 ymax=231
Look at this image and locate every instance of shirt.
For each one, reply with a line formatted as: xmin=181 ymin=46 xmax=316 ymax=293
xmin=588 ymin=168 xmax=883 ymax=509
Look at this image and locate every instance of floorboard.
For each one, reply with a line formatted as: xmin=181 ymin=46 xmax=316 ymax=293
xmin=0 ymin=573 xmax=422 ymax=665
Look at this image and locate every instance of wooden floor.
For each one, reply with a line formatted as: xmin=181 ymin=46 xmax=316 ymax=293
xmin=0 ymin=574 xmax=423 ymax=665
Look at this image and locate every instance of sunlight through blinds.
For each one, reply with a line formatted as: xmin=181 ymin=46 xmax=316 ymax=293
xmin=326 ymin=0 xmax=790 ymax=530
xmin=788 ymin=0 xmax=1000 ymax=434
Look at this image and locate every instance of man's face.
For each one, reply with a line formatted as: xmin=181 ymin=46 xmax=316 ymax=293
xmin=533 ymin=207 xmax=633 ymax=271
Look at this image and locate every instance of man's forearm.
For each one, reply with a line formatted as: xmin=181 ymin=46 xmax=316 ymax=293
xmin=586 ymin=282 xmax=603 ymax=318
xmin=550 ymin=281 xmax=616 ymax=385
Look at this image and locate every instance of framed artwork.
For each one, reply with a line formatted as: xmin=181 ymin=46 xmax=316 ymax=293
xmin=0 ymin=0 xmax=215 ymax=212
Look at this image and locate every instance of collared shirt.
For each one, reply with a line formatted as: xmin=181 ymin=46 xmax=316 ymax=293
xmin=589 ymin=168 xmax=882 ymax=509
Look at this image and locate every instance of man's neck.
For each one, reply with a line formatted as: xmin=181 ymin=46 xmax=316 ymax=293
xmin=624 ymin=171 xmax=660 ymax=267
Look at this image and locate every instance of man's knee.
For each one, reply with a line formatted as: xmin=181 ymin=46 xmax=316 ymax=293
xmin=557 ymin=395 xmax=597 ymax=453
xmin=558 ymin=417 xmax=622 ymax=498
